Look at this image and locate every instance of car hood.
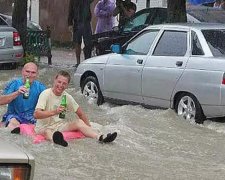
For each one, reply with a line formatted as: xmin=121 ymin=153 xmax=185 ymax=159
xmin=81 ymin=54 xmax=110 ymax=64
xmin=0 ymin=140 xmax=31 ymax=163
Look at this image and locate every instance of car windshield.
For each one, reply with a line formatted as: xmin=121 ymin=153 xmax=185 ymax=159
xmin=202 ymin=29 xmax=225 ymax=57
xmin=123 ymin=12 xmax=150 ymax=32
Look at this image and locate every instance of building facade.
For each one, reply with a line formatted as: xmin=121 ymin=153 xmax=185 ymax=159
xmin=136 ymin=0 xmax=167 ymax=11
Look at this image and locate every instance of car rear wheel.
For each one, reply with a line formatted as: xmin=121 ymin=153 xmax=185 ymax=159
xmin=175 ymin=93 xmax=205 ymax=124
xmin=81 ymin=76 xmax=104 ymax=105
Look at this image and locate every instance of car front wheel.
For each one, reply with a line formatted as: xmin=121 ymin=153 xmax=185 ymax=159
xmin=175 ymin=93 xmax=205 ymax=124
xmin=81 ymin=76 xmax=104 ymax=105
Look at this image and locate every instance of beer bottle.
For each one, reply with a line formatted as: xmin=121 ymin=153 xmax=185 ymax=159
xmin=59 ymin=95 xmax=67 ymax=119
xmin=23 ymin=78 xmax=30 ymax=99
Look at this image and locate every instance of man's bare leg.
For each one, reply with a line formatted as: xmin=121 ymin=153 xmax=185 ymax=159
xmin=60 ymin=119 xmax=99 ymax=139
xmin=43 ymin=128 xmax=54 ymax=141
xmin=75 ymin=44 xmax=81 ymax=65
xmin=9 ymin=118 xmax=21 ymax=134
xmin=8 ymin=118 xmax=20 ymax=129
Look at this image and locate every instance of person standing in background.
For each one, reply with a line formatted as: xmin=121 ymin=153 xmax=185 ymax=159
xmin=94 ymin=0 xmax=116 ymax=34
xmin=220 ymin=0 xmax=225 ymax=9
xmin=68 ymin=0 xmax=94 ymax=67
xmin=213 ymin=0 xmax=221 ymax=8
xmin=113 ymin=0 xmax=136 ymax=26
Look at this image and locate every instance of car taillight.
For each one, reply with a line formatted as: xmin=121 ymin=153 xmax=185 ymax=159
xmin=13 ymin=32 xmax=22 ymax=46
xmin=0 ymin=164 xmax=31 ymax=180
xmin=222 ymin=73 xmax=225 ymax=85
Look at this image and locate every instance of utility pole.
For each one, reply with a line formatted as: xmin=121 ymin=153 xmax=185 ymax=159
xmin=146 ymin=0 xmax=150 ymax=8
xmin=167 ymin=0 xmax=187 ymax=23
xmin=12 ymin=0 xmax=28 ymax=47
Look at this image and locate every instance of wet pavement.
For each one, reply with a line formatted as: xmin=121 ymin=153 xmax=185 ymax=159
xmin=39 ymin=48 xmax=83 ymax=67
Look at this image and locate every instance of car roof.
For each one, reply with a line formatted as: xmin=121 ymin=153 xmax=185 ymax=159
xmin=146 ymin=22 xmax=225 ymax=30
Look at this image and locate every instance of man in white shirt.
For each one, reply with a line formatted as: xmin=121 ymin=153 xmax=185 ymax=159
xmin=34 ymin=70 xmax=117 ymax=147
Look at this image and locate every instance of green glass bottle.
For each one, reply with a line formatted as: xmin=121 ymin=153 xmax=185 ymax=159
xmin=23 ymin=78 xmax=30 ymax=99
xmin=59 ymin=95 xmax=67 ymax=119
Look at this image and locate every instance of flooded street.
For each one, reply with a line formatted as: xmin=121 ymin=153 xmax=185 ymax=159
xmin=1 ymin=64 xmax=225 ymax=180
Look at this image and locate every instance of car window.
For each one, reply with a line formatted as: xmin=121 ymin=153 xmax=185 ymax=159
xmin=191 ymin=31 xmax=204 ymax=55
xmin=202 ymin=29 xmax=225 ymax=57
xmin=0 ymin=16 xmax=7 ymax=25
xmin=123 ymin=12 xmax=150 ymax=32
xmin=0 ymin=14 xmax=12 ymax=26
xmin=153 ymin=30 xmax=187 ymax=56
xmin=124 ymin=29 xmax=159 ymax=55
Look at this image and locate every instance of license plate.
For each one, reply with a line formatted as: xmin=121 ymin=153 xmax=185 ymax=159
xmin=0 ymin=37 xmax=5 ymax=47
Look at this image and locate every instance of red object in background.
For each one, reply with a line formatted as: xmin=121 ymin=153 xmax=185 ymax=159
xmin=13 ymin=32 xmax=22 ymax=46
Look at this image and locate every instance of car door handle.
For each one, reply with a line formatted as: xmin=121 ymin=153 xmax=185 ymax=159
xmin=137 ymin=59 xmax=143 ymax=64
xmin=176 ymin=61 xmax=183 ymax=67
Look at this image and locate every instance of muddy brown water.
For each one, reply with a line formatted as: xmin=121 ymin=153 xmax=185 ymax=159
xmin=1 ymin=66 xmax=225 ymax=180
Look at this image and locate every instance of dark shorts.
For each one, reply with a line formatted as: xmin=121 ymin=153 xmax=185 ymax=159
xmin=73 ymin=22 xmax=92 ymax=46
xmin=2 ymin=113 xmax=36 ymax=127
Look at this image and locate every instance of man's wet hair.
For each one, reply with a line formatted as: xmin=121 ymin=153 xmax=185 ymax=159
xmin=56 ymin=70 xmax=71 ymax=83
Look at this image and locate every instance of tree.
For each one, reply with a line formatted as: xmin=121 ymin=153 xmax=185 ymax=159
xmin=12 ymin=0 xmax=27 ymax=47
xmin=167 ymin=0 xmax=187 ymax=23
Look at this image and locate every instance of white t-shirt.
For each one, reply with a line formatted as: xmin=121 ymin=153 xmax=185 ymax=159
xmin=35 ymin=88 xmax=79 ymax=129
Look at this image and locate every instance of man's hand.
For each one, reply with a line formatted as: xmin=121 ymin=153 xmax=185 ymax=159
xmin=17 ymin=86 xmax=28 ymax=95
xmin=55 ymin=105 xmax=66 ymax=115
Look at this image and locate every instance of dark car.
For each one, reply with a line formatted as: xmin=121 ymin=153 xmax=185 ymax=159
xmin=92 ymin=5 xmax=225 ymax=56
xmin=92 ymin=7 xmax=167 ymax=56
xmin=0 ymin=13 xmax=42 ymax=31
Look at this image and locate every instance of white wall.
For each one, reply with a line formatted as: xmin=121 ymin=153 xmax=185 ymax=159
xmin=30 ymin=0 xmax=39 ymax=24
xmin=151 ymin=0 xmax=167 ymax=7
xmin=12 ymin=0 xmax=39 ymax=23
xmin=135 ymin=0 xmax=167 ymax=11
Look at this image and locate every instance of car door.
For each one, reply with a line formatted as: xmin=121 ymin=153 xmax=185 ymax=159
xmin=142 ymin=28 xmax=190 ymax=108
xmin=103 ymin=29 xmax=160 ymax=103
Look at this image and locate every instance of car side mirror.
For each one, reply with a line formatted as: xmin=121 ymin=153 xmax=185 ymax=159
xmin=111 ymin=44 xmax=122 ymax=54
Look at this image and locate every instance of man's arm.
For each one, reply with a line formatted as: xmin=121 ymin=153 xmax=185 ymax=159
xmin=34 ymin=106 xmax=65 ymax=119
xmin=0 ymin=93 xmax=19 ymax=105
xmin=76 ymin=107 xmax=91 ymax=126
xmin=0 ymin=86 xmax=27 ymax=105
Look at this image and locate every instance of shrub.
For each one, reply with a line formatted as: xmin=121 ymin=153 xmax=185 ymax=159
xmin=22 ymin=53 xmax=39 ymax=65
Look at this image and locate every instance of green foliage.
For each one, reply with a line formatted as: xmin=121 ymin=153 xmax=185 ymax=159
xmin=22 ymin=53 xmax=39 ymax=65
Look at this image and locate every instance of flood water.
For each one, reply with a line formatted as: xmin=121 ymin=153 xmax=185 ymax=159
xmin=1 ymin=65 xmax=225 ymax=180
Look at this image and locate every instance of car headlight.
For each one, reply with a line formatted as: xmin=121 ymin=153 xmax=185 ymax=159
xmin=0 ymin=164 xmax=31 ymax=180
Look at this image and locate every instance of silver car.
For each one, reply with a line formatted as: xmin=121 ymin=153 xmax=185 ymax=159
xmin=0 ymin=13 xmax=42 ymax=31
xmin=0 ymin=25 xmax=23 ymax=66
xmin=0 ymin=139 xmax=34 ymax=180
xmin=74 ymin=23 xmax=225 ymax=123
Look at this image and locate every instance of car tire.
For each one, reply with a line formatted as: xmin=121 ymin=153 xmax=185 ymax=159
xmin=81 ymin=76 xmax=104 ymax=105
xmin=175 ymin=93 xmax=205 ymax=124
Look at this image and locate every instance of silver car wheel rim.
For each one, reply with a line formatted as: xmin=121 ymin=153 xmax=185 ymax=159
xmin=177 ymin=96 xmax=196 ymax=120
xmin=83 ymin=81 xmax=98 ymax=100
